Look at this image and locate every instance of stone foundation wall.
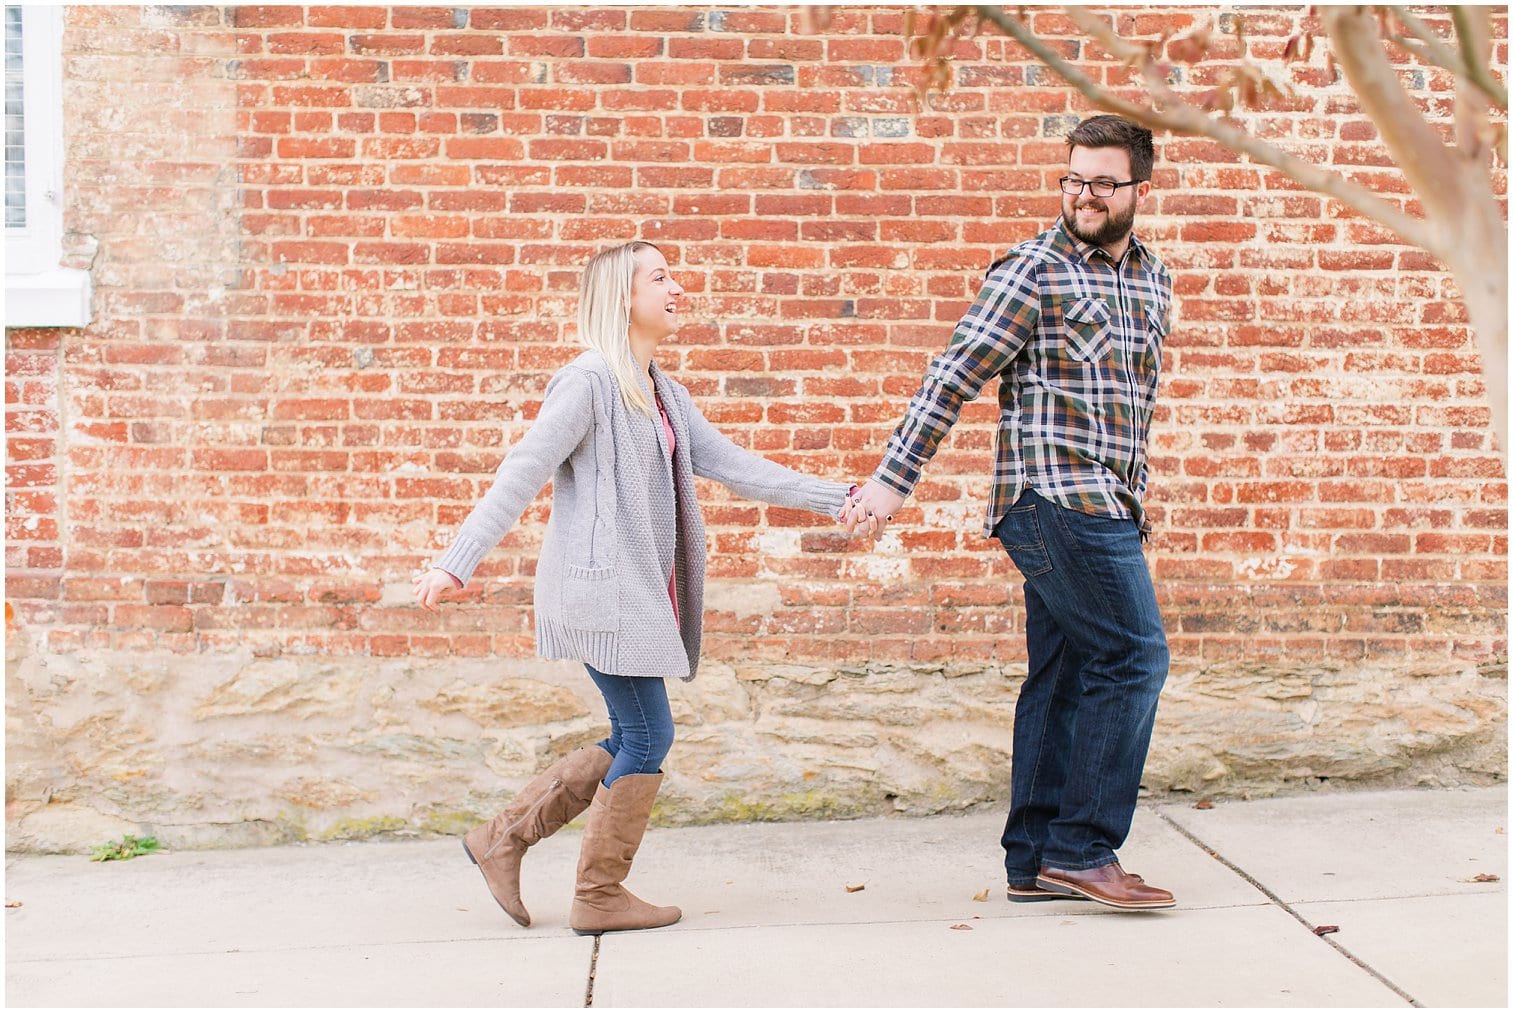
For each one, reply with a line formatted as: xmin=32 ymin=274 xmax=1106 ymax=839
xmin=8 ymin=606 xmax=1504 ymax=853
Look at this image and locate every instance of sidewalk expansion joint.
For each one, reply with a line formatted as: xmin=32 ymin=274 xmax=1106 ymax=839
xmin=1155 ymin=808 xmax=1422 ymax=1008
xmin=583 ymin=934 xmax=600 ymax=1007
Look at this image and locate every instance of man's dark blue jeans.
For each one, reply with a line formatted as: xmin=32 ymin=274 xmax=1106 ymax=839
xmin=993 ymin=488 xmax=1169 ymax=884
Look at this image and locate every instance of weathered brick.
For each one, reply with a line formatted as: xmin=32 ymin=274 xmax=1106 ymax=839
xmin=1 ymin=6 xmax=1500 ymax=838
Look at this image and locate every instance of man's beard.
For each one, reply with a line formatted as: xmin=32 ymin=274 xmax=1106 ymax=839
xmin=1063 ymin=197 xmax=1136 ymax=249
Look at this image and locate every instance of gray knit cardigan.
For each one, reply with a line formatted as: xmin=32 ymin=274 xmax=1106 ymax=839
xmin=433 ymin=350 xmax=849 ymax=681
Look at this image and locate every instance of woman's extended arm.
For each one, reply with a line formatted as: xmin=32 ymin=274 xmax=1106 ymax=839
xmin=685 ymin=401 xmax=849 ymax=517
xmin=430 ymin=367 xmax=595 ymax=588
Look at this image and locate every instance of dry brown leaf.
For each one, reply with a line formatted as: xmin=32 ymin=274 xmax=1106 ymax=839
xmin=1313 ymin=924 xmax=1340 ymax=936
xmin=1167 ymin=30 xmax=1213 ymax=64
xmin=844 ymin=883 xmax=865 ymax=893
xmin=1281 ymin=33 xmax=1314 ymax=62
xmin=949 ymin=923 xmax=973 ymax=930
xmin=972 ymin=888 xmax=989 ymax=902
xmin=800 ymin=7 xmax=833 ymax=33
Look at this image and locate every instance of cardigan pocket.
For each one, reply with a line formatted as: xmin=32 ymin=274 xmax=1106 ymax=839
xmin=561 ymin=564 xmax=618 ymax=632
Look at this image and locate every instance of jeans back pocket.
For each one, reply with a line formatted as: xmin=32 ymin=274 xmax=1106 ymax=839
xmin=995 ymin=505 xmax=1053 ymax=578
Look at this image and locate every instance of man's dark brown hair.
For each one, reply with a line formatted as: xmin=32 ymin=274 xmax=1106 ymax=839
xmin=1067 ymin=115 xmax=1155 ymax=182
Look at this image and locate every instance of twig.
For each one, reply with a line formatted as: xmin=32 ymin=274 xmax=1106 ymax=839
xmin=1388 ymin=7 xmax=1466 ymax=74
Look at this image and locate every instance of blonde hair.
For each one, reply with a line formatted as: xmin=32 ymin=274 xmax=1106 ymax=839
xmin=576 ymin=240 xmax=661 ymax=416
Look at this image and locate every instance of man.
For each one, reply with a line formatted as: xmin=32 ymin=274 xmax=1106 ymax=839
xmin=844 ymin=115 xmax=1176 ymax=910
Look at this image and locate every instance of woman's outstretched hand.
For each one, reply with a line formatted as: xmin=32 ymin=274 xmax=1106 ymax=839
xmin=413 ymin=568 xmax=461 ymax=612
xmin=840 ymin=481 xmax=905 ymax=540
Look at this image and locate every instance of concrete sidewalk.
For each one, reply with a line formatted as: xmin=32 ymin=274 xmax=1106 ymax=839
xmin=6 ymin=785 xmax=1506 ymax=1008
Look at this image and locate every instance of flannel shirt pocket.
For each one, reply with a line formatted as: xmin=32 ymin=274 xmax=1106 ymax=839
xmin=1064 ymin=296 xmax=1112 ymax=362
xmin=1140 ymin=299 xmax=1169 ymax=376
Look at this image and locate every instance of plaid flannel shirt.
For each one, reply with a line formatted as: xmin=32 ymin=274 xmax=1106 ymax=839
xmin=873 ymin=217 xmax=1172 ymax=539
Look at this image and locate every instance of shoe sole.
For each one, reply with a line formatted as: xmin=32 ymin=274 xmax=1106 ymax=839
xmin=462 ymin=838 xmax=532 ymax=927
xmin=1005 ymin=885 xmax=1089 ymax=903
xmin=571 ymin=919 xmax=681 ymax=936
xmin=1035 ymin=876 xmax=1176 ymax=910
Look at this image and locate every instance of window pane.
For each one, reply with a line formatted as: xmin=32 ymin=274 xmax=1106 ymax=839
xmin=5 ymin=5 xmax=25 ymax=229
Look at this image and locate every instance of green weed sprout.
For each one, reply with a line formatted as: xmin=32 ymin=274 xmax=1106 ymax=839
xmin=89 ymin=835 xmax=161 ymax=862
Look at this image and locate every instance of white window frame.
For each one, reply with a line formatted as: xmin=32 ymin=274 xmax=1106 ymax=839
xmin=5 ymin=5 xmax=90 ymax=328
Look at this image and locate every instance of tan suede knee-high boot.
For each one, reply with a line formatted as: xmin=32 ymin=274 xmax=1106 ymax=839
xmin=568 ymin=773 xmax=681 ymax=935
xmin=462 ymin=745 xmax=613 ymax=927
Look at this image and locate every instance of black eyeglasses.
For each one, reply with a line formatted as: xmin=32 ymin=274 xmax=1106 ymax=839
xmin=1059 ymin=176 xmax=1142 ymax=198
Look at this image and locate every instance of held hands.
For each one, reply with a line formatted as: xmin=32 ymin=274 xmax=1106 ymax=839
xmin=840 ymin=480 xmax=906 ymax=540
xmin=413 ymin=568 xmax=462 ymax=612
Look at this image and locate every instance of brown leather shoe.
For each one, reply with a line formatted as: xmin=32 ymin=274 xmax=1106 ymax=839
xmin=1036 ymin=863 xmax=1175 ymax=910
xmin=1006 ymin=881 xmax=1090 ymax=903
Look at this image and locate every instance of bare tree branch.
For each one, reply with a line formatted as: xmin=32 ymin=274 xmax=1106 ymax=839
xmin=969 ymin=5 xmax=1161 ymax=124
xmin=1322 ymin=5 xmax=1469 ymax=234
xmin=1450 ymin=5 xmax=1496 ymax=161
xmin=1451 ymin=5 xmax=1510 ymax=111
xmin=1386 ymin=32 xmax=1445 ymax=71
xmin=1061 ymin=6 xmax=1159 ymax=73
xmin=1388 ymin=6 xmax=1458 ymax=60
xmin=972 ymin=4 xmax=1441 ymax=255
xmin=1388 ymin=9 xmax=1468 ymax=73
xmin=1386 ymin=7 xmax=1508 ymax=109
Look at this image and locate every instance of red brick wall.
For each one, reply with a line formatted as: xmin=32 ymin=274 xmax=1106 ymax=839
xmin=8 ymin=6 xmax=1508 ymax=677
xmin=6 ymin=328 xmax=61 ymax=591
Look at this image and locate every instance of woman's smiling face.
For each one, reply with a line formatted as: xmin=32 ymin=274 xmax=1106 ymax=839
xmin=628 ymin=246 xmax=684 ymax=343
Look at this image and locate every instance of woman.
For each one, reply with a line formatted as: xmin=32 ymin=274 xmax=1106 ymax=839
xmin=414 ymin=241 xmax=854 ymax=935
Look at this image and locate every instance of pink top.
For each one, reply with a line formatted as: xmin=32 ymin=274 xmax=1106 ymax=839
xmin=656 ymin=394 xmax=679 ymax=622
